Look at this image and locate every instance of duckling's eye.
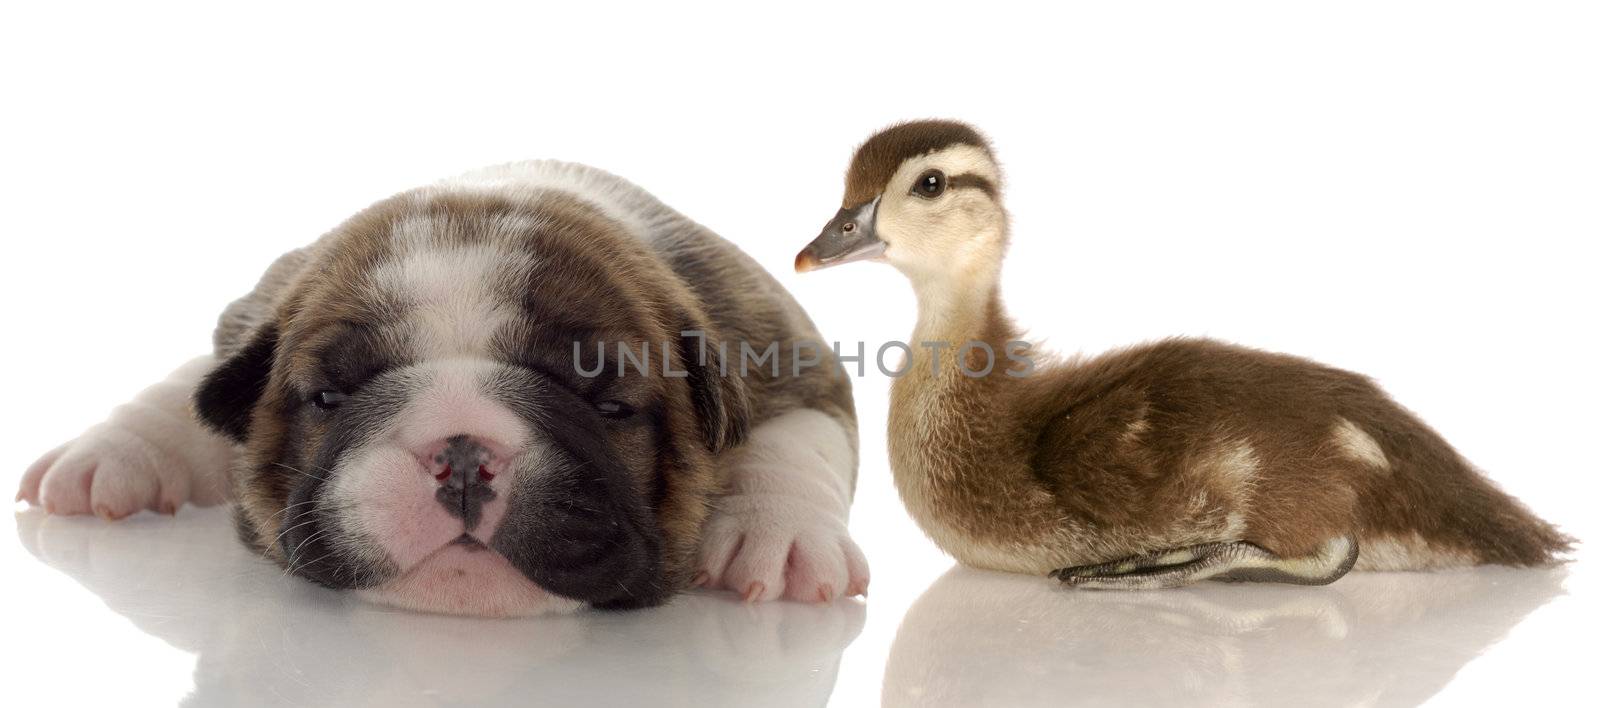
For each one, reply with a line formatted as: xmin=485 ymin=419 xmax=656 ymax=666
xmin=310 ymin=390 xmax=348 ymax=410
xmin=596 ymin=400 xmax=635 ymax=419
xmin=913 ymin=170 xmax=946 ymax=199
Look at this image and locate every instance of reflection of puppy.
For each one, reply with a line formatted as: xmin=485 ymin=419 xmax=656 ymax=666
xmin=19 ymin=161 xmax=868 ymax=616
xmin=883 ymin=566 xmax=1565 ymax=706
xmin=16 ymin=509 xmax=865 ymax=705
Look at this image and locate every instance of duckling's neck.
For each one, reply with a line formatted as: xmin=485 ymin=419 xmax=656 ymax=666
xmin=891 ymin=244 xmax=1020 ymax=425
xmin=889 ymin=244 xmax=1060 ymax=570
xmin=906 ymin=258 xmax=1013 ymax=350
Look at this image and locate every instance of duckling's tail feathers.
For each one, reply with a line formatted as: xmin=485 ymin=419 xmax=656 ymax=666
xmin=1352 ymin=399 xmax=1575 ymax=568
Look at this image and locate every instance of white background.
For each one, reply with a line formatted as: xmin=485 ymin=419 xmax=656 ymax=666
xmin=2 ymin=2 xmax=1596 ymax=706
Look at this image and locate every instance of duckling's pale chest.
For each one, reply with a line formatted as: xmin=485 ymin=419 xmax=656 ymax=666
xmin=886 ymin=368 xmax=1073 ymax=573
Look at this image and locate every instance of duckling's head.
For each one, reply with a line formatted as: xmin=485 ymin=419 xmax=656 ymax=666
xmin=797 ymin=120 xmax=1006 ymax=281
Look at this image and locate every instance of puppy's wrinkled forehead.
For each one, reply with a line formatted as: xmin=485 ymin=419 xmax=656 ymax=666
xmin=279 ymin=190 xmax=655 ymax=380
xmin=366 ymin=219 xmax=534 ymax=359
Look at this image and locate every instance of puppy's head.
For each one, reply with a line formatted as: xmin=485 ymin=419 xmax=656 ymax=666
xmin=195 ymin=189 xmax=747 ymax=616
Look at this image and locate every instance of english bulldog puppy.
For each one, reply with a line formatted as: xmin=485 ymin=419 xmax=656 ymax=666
xmin=18 ymin=161 xmax=867 ymax=616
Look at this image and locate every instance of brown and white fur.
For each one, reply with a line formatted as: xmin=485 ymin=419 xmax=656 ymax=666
xmin=796 ymin=120 xmax=1572 ymax=589
xmin=19 ymin=160 xmax=868 ymax=615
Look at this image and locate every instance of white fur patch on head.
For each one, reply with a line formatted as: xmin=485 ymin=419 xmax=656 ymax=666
xmin=437 ymin=160 xmax=657 ymax=241
xmin=1331 ymin=417 xmax=1390 ymax=472
xmin=367 ymin=244 xmax=534 ymax=360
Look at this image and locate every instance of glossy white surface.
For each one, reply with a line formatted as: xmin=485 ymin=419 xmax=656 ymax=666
xmin=5 ymin=506 xmax=1593 ymax=707
xmin=3 ymin=3 xmax=1597 ymax=706
xmin=6 ymin=508 xmax=861 ymax=707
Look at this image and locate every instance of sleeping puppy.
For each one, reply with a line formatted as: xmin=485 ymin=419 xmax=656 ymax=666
xmin=17 ymin=161 xmax=867 ymax=616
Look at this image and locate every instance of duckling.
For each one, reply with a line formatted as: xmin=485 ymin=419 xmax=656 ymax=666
xmin=795 ymin=120 xmax=1573 ymax=589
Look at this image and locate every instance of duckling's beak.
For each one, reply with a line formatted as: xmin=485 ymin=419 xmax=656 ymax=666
xmin=795 ymin=197 xmax=884 ymax=272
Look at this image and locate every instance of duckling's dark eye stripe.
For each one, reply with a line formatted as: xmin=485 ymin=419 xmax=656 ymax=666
xmin=948 ymin=174 xmax=998 ymax=200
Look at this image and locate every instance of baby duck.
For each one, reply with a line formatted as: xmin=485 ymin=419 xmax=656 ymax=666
xmin=796 ymin=120 xmax=1572 ymax=589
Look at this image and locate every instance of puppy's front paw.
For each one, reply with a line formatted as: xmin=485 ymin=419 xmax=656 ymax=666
xmin=18 ymin=418 xmax=232 ymax=520
xmin=695 ymin=494 xmax=869 ymax=603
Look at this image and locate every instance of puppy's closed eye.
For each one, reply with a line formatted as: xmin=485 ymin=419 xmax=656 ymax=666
xmin=310 ymin=390 xmax=349 ymax=410
xmin=315 ymin=323 xmax=403 ymax=393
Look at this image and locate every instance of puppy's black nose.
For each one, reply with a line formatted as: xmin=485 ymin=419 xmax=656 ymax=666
xmin=425 ymin=435 xmax=501 ymax=530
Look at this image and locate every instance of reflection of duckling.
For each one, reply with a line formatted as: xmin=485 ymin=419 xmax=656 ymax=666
xmin=883 ymin=564 xmax=1567 ymax=706
xmin=796 ymin=120 xmax=1572 ymax=588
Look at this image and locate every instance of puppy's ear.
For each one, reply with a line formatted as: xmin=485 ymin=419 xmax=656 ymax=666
xmin=675 ymin=322 xmax=750 ymax=453
xmin=194 ymin=323 xmax=279 ymax=442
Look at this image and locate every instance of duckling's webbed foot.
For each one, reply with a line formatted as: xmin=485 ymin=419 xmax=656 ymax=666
xmin=1050 ymin=536 xmax=1359 ymax=590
